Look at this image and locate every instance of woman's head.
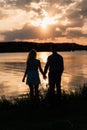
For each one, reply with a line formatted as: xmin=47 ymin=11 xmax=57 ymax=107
xmin=28 ymin=49 xmax=37 ymax=60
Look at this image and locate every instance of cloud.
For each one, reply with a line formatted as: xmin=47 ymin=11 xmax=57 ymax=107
xmin=2 ymin=24 xmax=62 ymax=41
xmin=80 ymin=0 xmax=87 ymax=17
xmin=2 ymin=24 xmax=45 ymax=41
xmin=0 ymin=0 xmax=87 ymax=44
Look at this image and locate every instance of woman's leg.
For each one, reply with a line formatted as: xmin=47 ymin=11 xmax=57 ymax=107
xmin=29 ymin=85 xmax=34 ymax=100
xmin=35 ymin=84 xmax=39 ymax=100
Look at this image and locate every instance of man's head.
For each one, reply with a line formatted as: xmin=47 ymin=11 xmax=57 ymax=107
xmin=51 ymin=44 xmax=57 ymax=52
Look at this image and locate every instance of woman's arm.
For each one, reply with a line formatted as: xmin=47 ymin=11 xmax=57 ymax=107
xmin=22 ymin=62 xmax=28 ymax=82
xmin=38 ymin=60 xmax=44 ymax=75
xmin=44 ymin=57 xmax=49 ymax=76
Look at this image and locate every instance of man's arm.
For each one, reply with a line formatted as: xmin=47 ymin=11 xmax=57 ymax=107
xmin=61 ymin=57 xmax=64 ymax=74
xmin=44 ymin=58 xmax=49 ymax=75
xmin=62 ymin=57 xmax=64 ymax=73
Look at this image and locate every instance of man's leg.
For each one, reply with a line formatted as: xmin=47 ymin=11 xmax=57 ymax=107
xmin=56 ymin=76 xmax=62 ymax=101
xmin=49 ymin=73 xmax=55 ymax=105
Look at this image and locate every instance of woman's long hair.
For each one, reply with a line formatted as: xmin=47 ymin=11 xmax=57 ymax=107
xmin=27 ymin=49 xmax=37 ymax=62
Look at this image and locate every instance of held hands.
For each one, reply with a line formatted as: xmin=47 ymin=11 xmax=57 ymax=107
xmin=22 ymin=77 xmax=25 ymax=82
xmin=43 ymin=75 xmax=47 ymax=80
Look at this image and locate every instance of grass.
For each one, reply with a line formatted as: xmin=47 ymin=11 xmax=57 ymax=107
xmin=0 ymin=83 xmax=87 ymax=130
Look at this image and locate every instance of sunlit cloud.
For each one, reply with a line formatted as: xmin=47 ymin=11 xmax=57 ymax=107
xmin=0 ymin=0 xmax=87 ymax=44
xmin=0 ymin=9 xmax=27 ymax=31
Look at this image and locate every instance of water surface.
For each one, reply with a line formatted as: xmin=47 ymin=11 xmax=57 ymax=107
xmin=0 ymin=51 xmax=87 ymax=98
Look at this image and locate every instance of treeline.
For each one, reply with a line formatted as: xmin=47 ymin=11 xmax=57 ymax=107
xmin=0 ymin=41 xmax=87 ymax=52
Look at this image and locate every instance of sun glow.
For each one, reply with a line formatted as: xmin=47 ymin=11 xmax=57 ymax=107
xmin=41 ymin=17 xmax=49 ymax=29
xmin=30 ymin=11 xmax=60 ymax=30
xmin=40 ymin=14 xmax=61 ymax=29
xmin=30 ymin=16 xmax=50 ymax=29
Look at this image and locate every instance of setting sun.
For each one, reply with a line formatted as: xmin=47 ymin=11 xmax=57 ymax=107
xmin=41 ymin=17 xmax=48 ymax=29
xmin=40 ymin=14 xmax=61 ymax=30
xmin=30 ymin=8 xmax=60 ymax=31
xmin=31 ymin=15 xmax=58 ymax=30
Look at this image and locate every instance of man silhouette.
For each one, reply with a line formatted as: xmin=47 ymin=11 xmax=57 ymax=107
xmin=44 ymin=44 xmax=64 ymax=104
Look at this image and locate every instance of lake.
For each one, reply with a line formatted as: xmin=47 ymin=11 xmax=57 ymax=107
xmin=0 ymin=51 xmax=87 ymax=99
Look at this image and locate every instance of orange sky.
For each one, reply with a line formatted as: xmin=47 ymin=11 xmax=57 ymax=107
xmin=0 ymin=0 xmax=87 ymax=45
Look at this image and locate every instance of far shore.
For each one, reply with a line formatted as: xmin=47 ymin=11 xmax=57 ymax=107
xmin=0 ymin=42 xmax=87 ymax=52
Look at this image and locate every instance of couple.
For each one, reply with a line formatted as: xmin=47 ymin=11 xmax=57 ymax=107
xmin=22 ymin=45 xmax=64 ymax=104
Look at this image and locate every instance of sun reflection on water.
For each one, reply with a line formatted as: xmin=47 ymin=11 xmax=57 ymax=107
xmin=37 ymin=52 xmax=51 ymax=63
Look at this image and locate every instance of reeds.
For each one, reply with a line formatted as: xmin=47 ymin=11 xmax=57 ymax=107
xmin=0 ymin=83 xmax=87 ymax=109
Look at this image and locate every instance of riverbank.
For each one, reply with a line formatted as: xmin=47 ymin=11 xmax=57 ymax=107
xmin=0 ymin=99 xmax=87 ymax=130
xmin=0 ymin=84 xmax=87 ymax=130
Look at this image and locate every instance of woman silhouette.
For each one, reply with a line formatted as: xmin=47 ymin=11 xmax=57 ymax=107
xmin=22 ymin=49 xmax=44 ymax=101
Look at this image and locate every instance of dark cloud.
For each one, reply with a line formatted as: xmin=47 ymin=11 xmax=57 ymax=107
xmin=2 ymin=24 xmax=63 ymax=41
xmin=3 ymin=25 xmax=38 ymax=41
xmin=49 ymin=0 xmax=75 ymax=7
xmin=66 ymin=29 xmax=87 ymax=38
xmin=80 ymin=0 xmax=87 ymax=17
xmin=2 ymin=25 xmax=44 ymax=41
xmin=0 ymin=0 xmax=16 ymax=7
xmin=14 ymin=0 xmax=32 ymax=9
xmin=68 ymin=30 xmax=82 ymax=38
xmin=0 ymin=0 xmax=35 ymax=11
